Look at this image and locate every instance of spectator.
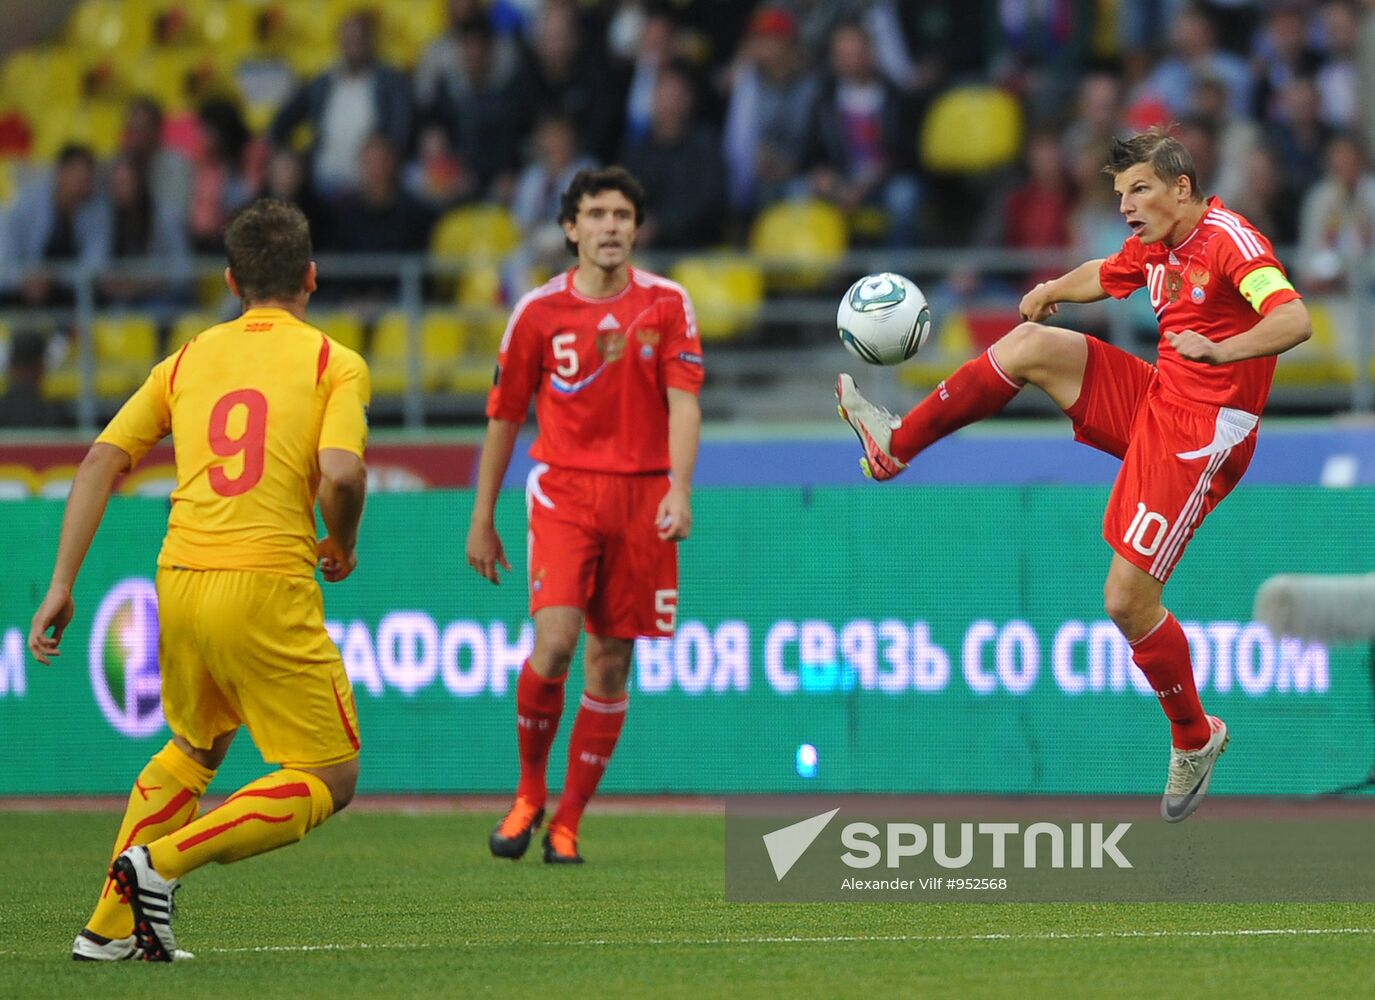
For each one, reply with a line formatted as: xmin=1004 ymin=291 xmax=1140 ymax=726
xmin=620 ymin=8 xmax=677 ymax=145
xmin=1229 ymin=145 xmax=1301 ymax=247
xmin=321 ymin=135 xmax=434 ymax=302
xmin=269 ymin=10 xmax=414 ymax=198
xmin=120 ymin=97 xmax=193 ymax=230
xmin=621 ymin=63 xmax=725 ymax=249
xmin=429 ymin=15 xmax=524 ymax=202
xmin=721 ymin=6 xmax=820 ymax=217
xmin=1063 ymin=72 xmax=1125 ymax=162
xmin=776 ymin=0 xmax=867 ymax=59
xmin=512 ymin=0 xmax=623 ymax=162
xmin=1140 ymin=6 xmax=1251 ymax=118
xmin=800 ymin=20 xmax=921 ymax=246
xmin=1250 ymin=4 xmax=1320 ymax=122
xmin=98 ymin=154 xmax=191 ymax=311
xmin=977 ymin=131 xmax=1075 ymax=288
xmin=1315 ymin=0 xmax=1359 ymax=129
xmin=403 ymin=124 xmax=469 ymax=212
xmin=1269 ymin=75 xmax=1334 ymax=193
xmin=0 ymin=331 xmax=67 ymax=428
xmin=0 ymin=145 xmax=111 ymax=306
xmin=324 ymin=135 xmax=434 ymax=255
xmin=415 ymin=0 xmax=522 ymax=112
xmin=256 ymin=147 xmax=326 ymax=241
xmin=187 ymin=100 xmax=254 ymax=253
xmin=1189 ymin=75 xmax=1259 ymax=203
xmin=512 ymin=114 xmax=597 ymax=256
xmin=1296 ymin=132 xmax=1375 ymax=292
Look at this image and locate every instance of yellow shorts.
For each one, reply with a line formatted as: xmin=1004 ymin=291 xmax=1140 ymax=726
xmin=156 ymin=567 xmax=360 ymax=768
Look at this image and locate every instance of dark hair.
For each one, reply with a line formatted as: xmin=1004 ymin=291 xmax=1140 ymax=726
xmin=1103 ymin=126 xmax=1203 ymax=202
xmin=56 ymin=144 xmax=96 ymax=169
xmin=223 ymin=199 xmax=313 ymax=303
xmin=456 ymin=13 xmax=493 ymax=41
xmin=558 ymin=166 xmax=646 ymax=255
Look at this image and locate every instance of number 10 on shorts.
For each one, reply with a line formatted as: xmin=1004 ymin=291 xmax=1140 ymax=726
xmin=1123 ymin=502 xmax=1170 ymax=557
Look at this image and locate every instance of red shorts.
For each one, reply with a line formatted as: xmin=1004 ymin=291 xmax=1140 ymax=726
xmin=525 ymin=464 xmax=678 ymax=639
xmin=1067 ymin=337 xmax=1258 ymax=582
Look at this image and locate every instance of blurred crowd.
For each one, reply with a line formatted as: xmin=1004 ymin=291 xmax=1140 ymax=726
xmin=3 ymin=0 xmax=1375 ymax=423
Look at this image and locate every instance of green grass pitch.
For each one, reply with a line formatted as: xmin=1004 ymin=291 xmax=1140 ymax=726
xmin=2 ymin=809 xmax=1373 ymax=999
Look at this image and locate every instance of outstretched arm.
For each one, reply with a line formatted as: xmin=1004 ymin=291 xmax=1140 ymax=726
xmin=28 ymin=442 xmax=130 ymax=664
xmin=1019 ymin=259 xmax=1109 ymax=321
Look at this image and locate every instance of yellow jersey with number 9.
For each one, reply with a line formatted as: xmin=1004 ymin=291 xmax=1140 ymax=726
xmin=97 ymin=307 xmax=370 ymax=577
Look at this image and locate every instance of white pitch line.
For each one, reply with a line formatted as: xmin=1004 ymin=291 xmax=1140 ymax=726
xmin=199 ymin=927 xmax=1375 ymax=954
xmin=7 ymin=927 xmax=1372 ymax=959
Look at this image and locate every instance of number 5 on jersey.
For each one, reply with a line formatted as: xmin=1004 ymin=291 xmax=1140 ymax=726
xmin=208 ymin=389 xmax=269 ymax=497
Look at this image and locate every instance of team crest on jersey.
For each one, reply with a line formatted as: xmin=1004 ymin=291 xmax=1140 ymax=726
xmin=1188 ymin=266 xmax=1211 ymax=286
xmin=596 ymin=330 xmax=626 ymax=362
xmin=1191 ymin=285 xmax=1206 ymax=303
xmin=1165 ymin=270 xmax=1183 ymax=303
xmin=637 ymin=328 xmax=660 ymax=360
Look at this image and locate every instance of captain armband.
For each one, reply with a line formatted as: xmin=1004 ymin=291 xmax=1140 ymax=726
xmin=1238 ymin=266 xmax=1295 ymax=313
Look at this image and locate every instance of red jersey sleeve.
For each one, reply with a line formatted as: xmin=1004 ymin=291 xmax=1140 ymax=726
xmin=659 ymin=284 xmax=705 ymax=395
xmin=1207 ymin=220 xmax=1302 ymax=316
xmin=1098 ymin=237 xmax=1148 ymax=299
xmin=486 ymin=296 xmax=544 ymax=423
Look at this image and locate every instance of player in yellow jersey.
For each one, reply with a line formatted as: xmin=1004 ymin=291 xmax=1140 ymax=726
xmin=28 ymin=200 xmax=370 ymax=963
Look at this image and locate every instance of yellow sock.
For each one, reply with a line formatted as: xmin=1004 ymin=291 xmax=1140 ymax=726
xmin=86 ymin=742 xmax=213 ymax=940
xmin=147 ymin=769 xmax=334 ymax=880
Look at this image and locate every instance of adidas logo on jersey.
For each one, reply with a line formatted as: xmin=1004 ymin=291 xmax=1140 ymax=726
xmin=597 ymin=313 xmax=620 ymax=331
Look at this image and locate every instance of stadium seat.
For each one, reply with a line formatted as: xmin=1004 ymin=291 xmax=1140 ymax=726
xmin=1 ymin=47 xmax=86 ymax=119
xmin=898 ymin=308 xmax=976 ymax=391
xmin=1273 ymin=300 xmax=1355 ymax=388
xmin=669 ymin=255 xmax=765 ymax=341
xmin=0 ymin=161 xmax=15 ymax=206
xmin=431 ymin=204 xmax=521 ymax=263
xmin=66 ymin=0 xmax=154 ymax=56
xmin=31 ymin=101 xmax=125 ymax=160
xmin=168 ymin=311 xmax=218 ymax=353
xmin=748 ymin=199 xmax=847 ymax=292
xmin=310 ymin=310 xmax=366 ymax=354
xmin=920 ymin=86 xmax=1023 ymax=174
xmin=370 ymin=310 xmax=466 ymax=394
xmin=46 ymin=315 xmax=159 ymax=400
xmin=452 ymin=263 xmax=508 ymax=390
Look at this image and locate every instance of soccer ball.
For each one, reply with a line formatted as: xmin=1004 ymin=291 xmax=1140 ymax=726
xmin=836 ymin=273 xmax=932 ymax=365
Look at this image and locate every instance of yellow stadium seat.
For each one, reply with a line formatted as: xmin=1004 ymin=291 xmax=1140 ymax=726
xmin=120 ymin=48 xmax=216 ymax=111
xmin=0 ymin=161 xmax=15 ymax=206
xmin=1273 ymin=300 xmax=1355 ymax=388
xmin=66 ymin=0 xmax=154 ymax=56
xmin=431 ymin=204 xmax=521 ymax=263
xmin=30 ymin=100 xmax=125 ymax=160
xmin=95 ymin=315 xmax=159 ymax=397
xmin=2 ymin=48 xmax=86 ymax=118
xmin=168 ymin=311 xmax=218 ymax=353
xmin=669 ymin=255 xmax=764 ymax=341
xmin=310 ymin=310 xmax=366 ymax=354
xmin=920 ymin=86 xmax=1023 ymax=174
xmin=748 ymin=199 xmax=846 ymax=292
xmin=369 ymin=310 xmax=466 ymax=394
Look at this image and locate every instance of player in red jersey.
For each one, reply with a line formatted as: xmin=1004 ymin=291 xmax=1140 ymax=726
xmin=837 ymin=128 xmax=1311 ymax=821
xmin=466 ymin=167 xmax=703 ymax=862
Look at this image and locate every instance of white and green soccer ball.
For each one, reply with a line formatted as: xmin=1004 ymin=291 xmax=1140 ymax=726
xmin=837 ymin=272 xmax=932 ymax=365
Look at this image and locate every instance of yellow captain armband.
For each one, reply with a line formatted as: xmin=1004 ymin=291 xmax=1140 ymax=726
xmin=1239 ymin=266 xmax=1295 ymax=313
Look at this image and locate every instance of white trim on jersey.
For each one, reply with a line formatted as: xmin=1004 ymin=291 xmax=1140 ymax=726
xmin=1205 ymin=211 xmax=1264 ymax=260
xmin=499 ymin=273 xmax=568 ymax=354
xmin=634 ymin=269 xmax=700 ymax=340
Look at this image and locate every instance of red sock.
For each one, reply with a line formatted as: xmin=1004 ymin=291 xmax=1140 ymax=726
xmin=515 ymin=661 xmax=566 ymax=806
xmin=890 ymin=349 xmax=1021 ymax=461
xmin=550 ymin=692 xmax=627 ymax=834
xmin=1130 ymin=613 xmax=1210 ymax=750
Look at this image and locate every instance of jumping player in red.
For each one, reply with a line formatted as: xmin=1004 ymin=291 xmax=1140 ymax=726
xmin=837 ymin=128 xmax=1311 ymax=821
xmin=466 ymin=167 xmax=703 ymax=862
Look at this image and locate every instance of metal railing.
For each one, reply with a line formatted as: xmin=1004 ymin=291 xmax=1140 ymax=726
xmin=3 ymin=246 xmax=1371 ymax=429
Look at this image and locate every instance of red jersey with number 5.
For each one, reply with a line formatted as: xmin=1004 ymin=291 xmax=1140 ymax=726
xmin=1098 ymin=196 xmax=1301 ymax=413
xmin=97 ymin=306 xmax=371 ymax=576
xmin=487 ymin=266 xmax=705 ymax=473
